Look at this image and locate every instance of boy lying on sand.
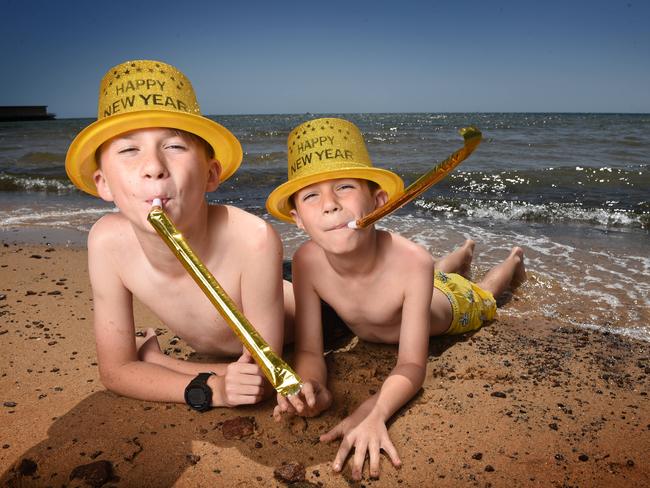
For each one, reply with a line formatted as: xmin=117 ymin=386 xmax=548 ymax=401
xmin=65 ymin=59 xmax=289 ymax=410
xmin=267 ymin=118 xmax=526 ymax=480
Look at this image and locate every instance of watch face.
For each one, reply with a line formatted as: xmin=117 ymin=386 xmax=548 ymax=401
xmin=186 ymin=387 xmax=207 ymax=407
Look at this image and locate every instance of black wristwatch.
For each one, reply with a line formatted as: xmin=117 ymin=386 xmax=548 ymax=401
xmin=184 ymin=372 xmax=216 ymax=412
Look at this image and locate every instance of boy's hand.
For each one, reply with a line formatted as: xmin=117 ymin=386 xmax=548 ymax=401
xmin=320 ymin=411 xmax=401 ymax=480
xmin=219 ymin=354 xmax=265 ymax=407
xmin=273 ymin=380 xmax=332 ymax=420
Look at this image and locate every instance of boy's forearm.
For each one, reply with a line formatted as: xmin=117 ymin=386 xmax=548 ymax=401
xmin=100 ymin=360 xmax=193 ymax=404
xmin=293 ymin=350 xmax=328 ymax=386
xmin=368 ymin=363 xmax=425 ymax=422
xmin=141 ymin=349 xmax=228 ymax=376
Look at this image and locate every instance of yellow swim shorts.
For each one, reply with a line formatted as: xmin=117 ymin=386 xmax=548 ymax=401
xmin=434 ymin=271 xmax=497 ymax=335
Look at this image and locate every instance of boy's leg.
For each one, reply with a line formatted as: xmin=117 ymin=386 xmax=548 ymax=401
xmin=429 ymin=288 xmax=454 ymax=336
xmin=477 ymin=247 xmax=526 ymax=298
xmin=435 ymin=239 xmax=475 ymax=279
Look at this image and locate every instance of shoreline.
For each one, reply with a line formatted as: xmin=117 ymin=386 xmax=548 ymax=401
xmin=1 ymin=242 xmax=648 ymax=487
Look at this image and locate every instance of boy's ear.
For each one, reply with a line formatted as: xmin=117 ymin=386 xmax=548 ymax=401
xmin=205 ymin=159 xmax=221 ymax=192
xmin=289 ymin=209 xmax=305 ymax=230
xmin=93 ymin=169 xmax=114 ymax=202
xmin=374 ymin=189 xmax=389 ymax=209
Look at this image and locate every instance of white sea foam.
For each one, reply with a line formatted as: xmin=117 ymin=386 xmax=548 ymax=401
xmin=0 ymin=207 xmax=114 ymax=230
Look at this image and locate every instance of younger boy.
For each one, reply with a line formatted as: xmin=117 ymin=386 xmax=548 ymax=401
xmin=266 ymin=118 xmax=526 ymax=480
xmin=65 ymin=60 xmax=286 ymax=410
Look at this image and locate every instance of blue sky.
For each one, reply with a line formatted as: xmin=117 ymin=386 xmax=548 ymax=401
xmin=1 ymin=0 xmax=648 ymax=117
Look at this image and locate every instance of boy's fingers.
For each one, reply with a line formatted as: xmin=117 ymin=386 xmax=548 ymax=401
xmin=382 ymin=440 xmax=402 ymax=468
xmin=237 ymin=353 xmax=253 ymax=363
xmin=272 ymin=405 xmax=283 ymax=421
xmin=301 ymin=382 xmax=316 ymax=407
xmin=287 ymin=394 xmax=305 ymax=413
xmin=231 ymin=363 xmax=263 ymax=378
xmin=277 ymin=394 xmax=290 ymax=410
xmin=369 ymin=441 xmax=380 ymax=478
xmin=352 ymin=440 xmax=368 ymax=480
xmin=320 ymin=424 xmax=342 ymax=443
xmin=332 ymin=438 xmax=352 ymax=472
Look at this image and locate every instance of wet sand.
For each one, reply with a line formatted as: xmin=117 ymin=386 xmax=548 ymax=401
xmin=1 ymin=241 xmax=648 ymax=487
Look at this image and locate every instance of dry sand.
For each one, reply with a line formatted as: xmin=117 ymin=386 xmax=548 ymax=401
xmin=1 ymin=241 xmax=648 ymax=487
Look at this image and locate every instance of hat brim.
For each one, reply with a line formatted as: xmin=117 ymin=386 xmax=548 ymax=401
xmin=266 ymin=167 xmax=405 ymax=223
xmin=65 ymin=110 xmax=242 ymax=196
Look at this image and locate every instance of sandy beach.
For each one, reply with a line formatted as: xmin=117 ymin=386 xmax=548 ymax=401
xmin=1 ymin=240 xmax=648 ymax=487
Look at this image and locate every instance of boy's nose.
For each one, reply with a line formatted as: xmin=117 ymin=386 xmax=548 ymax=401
xmin=321 ymin=192 xmax=341 ymax=214
xmin=141 ymin=153 xmax=169 ymax=180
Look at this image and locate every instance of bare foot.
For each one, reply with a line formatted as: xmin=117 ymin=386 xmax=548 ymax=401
xmin=458 ymin=239 xmax=475 ymax=279
xmin=509 ymin=247 xmax=526 ymax=288
xmin=435 ymin=239 xmax=475 ymax=278
xmin=136 ymin=327 xmax=163 ymax=362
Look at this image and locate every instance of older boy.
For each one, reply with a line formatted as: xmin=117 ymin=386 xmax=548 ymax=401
xmin=266 ymin=118 xmax=526 ymax=480
xmin=65 ymin=60 xmax=285 ymax=410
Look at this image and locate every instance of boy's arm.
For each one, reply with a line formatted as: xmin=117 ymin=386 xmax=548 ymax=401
xmin=88 ymin=225 xmax=262 ymax=407
xmin=321 ymin=251 xmax=434 ymax=479
xmin=238 ymin=219 xmax=285 ymax=369
xmin=275 ymin=244 xmax=332 ymax=418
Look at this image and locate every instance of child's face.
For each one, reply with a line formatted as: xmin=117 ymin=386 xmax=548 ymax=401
xmin=290 ymin=178 xmax=388 ymax=254
xmin=93 ymin=127 xmax=220 ymax=230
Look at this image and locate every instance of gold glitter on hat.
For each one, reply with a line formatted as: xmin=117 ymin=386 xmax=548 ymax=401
xmin=66 ymin=60 xmax=242 ymax=196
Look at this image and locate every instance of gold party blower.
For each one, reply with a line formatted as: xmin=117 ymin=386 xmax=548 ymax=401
xmin=348 ymin=127 xmax=483 ymax=229
xmin=148 ymin=199 xmax=302 ymax=396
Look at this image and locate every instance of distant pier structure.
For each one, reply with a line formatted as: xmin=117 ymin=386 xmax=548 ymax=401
xmin=0 ymin=106 xmax=56 ymax=121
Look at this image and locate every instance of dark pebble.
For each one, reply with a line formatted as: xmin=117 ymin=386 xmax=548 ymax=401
xmin=491 ymin=391 xmax=507 ymax=398
xmin=578 ymin=454 xmax=589 ymax=462
xmin=485 ymin=465 xmax=495 ymax=472
xmin=186 ymin=454 xmax=201 ymax=465
xmin=254 ymin=441 xmax=263 ymax=448
xmin=2 ymin=444 xmax=9 ymax=449
xmin=69 ymin=460 xmax=113 ymax=487
xmin=221 ymin=416 xmax=256 ymax=440
xmin=549 ymin=423 xmax=559 ymax=431
xmin=0 ymin=294 xmax=6 ymax=300
xmin=25 ymin=291 xmax=37 ymax=296
xmin=626 ymin=459 xmax=635 ymax=467
xmin=30 ymin=255 xmax=42 ymax=259
xmin=47 ymin=291 xmax=62 ymax=296
xmin=3 ymin=401 xmax=17 ymax=407
xmin=554 ymin=453 xmax=564 ymax=461
xmin=18 ymin=458 xmax=38 ymax=476
xmin=274 ymin=462 xmax=306 ymax=483
xmin=472 ymin=452 xmax=483 ymax=460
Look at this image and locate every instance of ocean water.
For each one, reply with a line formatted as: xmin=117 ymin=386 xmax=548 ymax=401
xmin=1 ymin=113 xmax=649 ymax=340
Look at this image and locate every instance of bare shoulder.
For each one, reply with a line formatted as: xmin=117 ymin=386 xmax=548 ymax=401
xmin=381 ymin=231 xmax=434 ymax=273
xmin=88 ymin=213 xmax=131 ymax=252
xmin=293 ymin=240 xmax=325 ymax=269
xmin=208 ymin=204 xmax=281 ymax=255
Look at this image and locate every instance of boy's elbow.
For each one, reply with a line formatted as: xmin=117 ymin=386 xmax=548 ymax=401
xmin=98 ymin=364 xmax=124 ymax=392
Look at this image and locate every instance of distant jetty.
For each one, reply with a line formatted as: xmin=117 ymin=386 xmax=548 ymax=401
xmin=0 ymin=106 xmax=56 ymax=122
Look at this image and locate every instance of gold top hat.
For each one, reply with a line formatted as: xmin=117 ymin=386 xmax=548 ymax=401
xmin=65 ymin=60 xmax=242 ymax=196
xmin=266 ymin=118 xmax=404 ymax=223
